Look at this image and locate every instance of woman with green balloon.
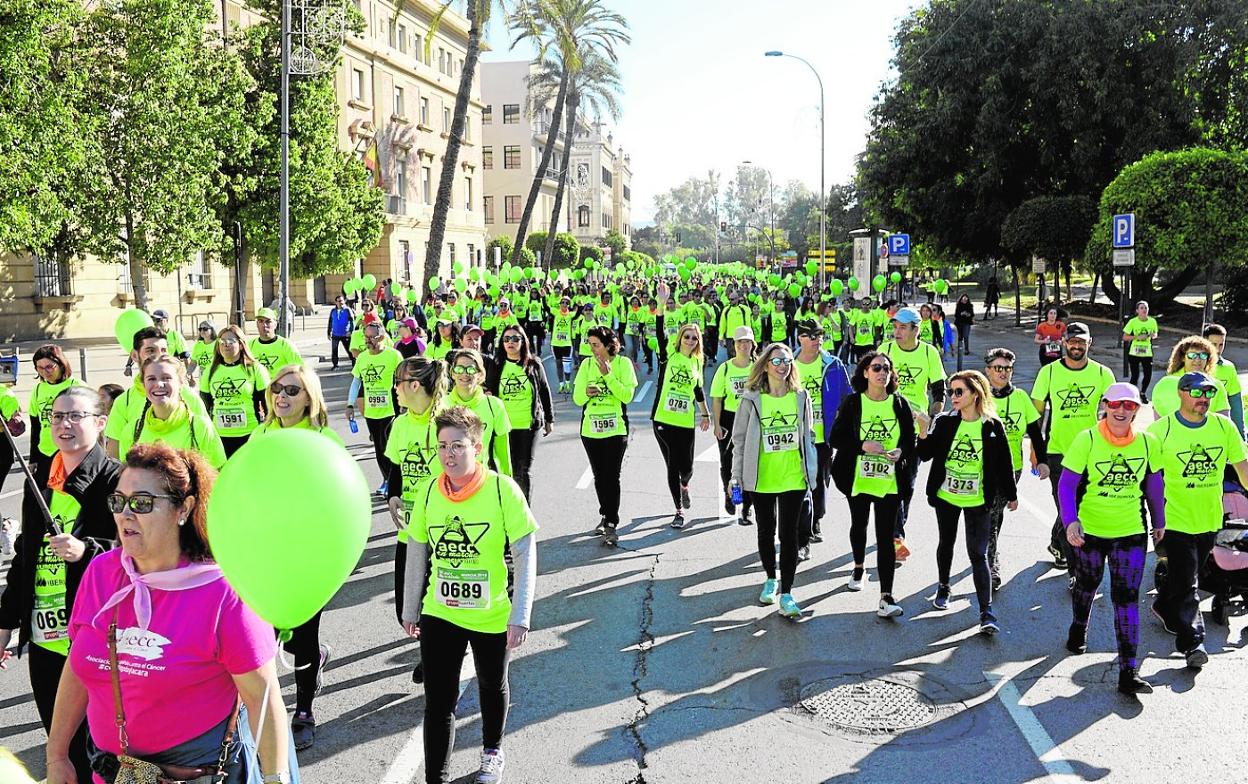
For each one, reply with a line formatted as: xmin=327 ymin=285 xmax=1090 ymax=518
xmin=120 ymin=355 xmax=226 ymax=469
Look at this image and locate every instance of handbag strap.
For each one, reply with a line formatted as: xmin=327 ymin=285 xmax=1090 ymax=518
xmin=212 ymin=698 xmax=241 ymax=783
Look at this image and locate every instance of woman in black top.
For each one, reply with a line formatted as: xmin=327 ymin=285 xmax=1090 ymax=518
xmin=486 ymin=325 xmax=554 ymax=501
xmin=954 ymin=294 xmax=975 ymax=355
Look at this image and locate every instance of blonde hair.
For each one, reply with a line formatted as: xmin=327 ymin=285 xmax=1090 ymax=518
xmin=672 ymin=323 xmax=704 ymax=363
xmin=947 ymin=370 xmax=998 ymax=421
xmin=206 ymin=325 xmax=259 ymax=382
xmin=746 ymin=342 xmax=801 ymax=394
xmin=1166 ymin=335 xmax=1217 ymax=375
xmin=141 ymin=354 xmax=187 ymax=387
xmin=262 ymin=363 xmax=330 ymax=429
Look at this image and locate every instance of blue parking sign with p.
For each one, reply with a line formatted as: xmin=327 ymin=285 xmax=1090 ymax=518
xmin=888 ymin=234 xmax=911 ymax=256
xmin=1112 ymin=214 xmax=1134 ymax=248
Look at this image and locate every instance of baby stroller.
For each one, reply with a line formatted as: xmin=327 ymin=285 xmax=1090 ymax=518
xmin=1202 ymin=486 xmax=1248 ymax=625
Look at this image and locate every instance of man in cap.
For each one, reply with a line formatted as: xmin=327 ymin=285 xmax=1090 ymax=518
xmin=459 ymin=324 xmax=485 ymax=352
xmin=1146 ymin=371 xmax=1248 ymax=669
xmin=150 ymin=309 xmax=189 ymax=360
xmin=1031 ymin=322 xmax=1116 ymax=579
xmin=792 ymin=320 xmax=851 ymax=557
xmin=249 ymin=307 xmax=304 ymax=374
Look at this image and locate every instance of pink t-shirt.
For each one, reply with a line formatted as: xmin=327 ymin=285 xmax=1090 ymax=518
xmin=68 ymin=550 xmax=276 ymax=768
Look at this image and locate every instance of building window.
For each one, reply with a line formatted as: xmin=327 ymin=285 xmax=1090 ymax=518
xmin=505 ymin=195 xmax=521 ymax=223
xmin=503 ymin=104 xmax=519 ymax=124
xmin=448 ymin=244 xmax=456 ymax=266
xmin=503 ymin=145 xmax=520 ymax=169
xmin=397 ymin=23 xmax=407 ymax=53
xmin=483 ymin=104 xmax=492 ymax=124
xmin=395 ymin=158 xmax=407 ymax=198
xmin=482 ymin=146 xmax=493 ymax=169
xmin=420 ymin=97 xmax=429 ymax=126
xmin=442 ymin=106 xmax=450 ymax=134
xmin=578 ymin=205 xmax=590 ymax=228
xmin=602 ymin=167 xmax=612 ymax=187
xmin=623 ymin=184 xmax=631 ymax=202
xmin=422 ymin=165 xmax=432 ymax=204
xmin=467 ymin=243 xmax=474 ymax=266
xmin=414 ymin=33 xmax=423 ymax=60
xmin=392 ymin=85 xmax=404 ymax=116
xmin=464 ymin=177 xmax=473 ymax=210
xmin=484 ymin=195 xmax=494 ymax=223
xmin=438 ymin=48 xmax=445 ymax=74
xmin=34 ymin=253 xmax=73 ymax=297
xmin=400 ymin=239 xmax=411 ymax=281
xmin=352 ymin=68 xmax=365 ymax=101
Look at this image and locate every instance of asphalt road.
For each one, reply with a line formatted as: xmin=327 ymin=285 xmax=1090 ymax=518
xmin=3 ymin=317 xmax=1247 ymax=784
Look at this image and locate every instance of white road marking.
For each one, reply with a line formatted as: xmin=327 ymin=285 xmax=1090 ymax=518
xmin=576 ymin=465 xmax=594 ymax=490
xmin=379 ymin=652 xmax=475 ymax=784
xmin=695 ymin=444 xmax=719 ymax=462
xmin=633 ymin=381 xmax=653 ymax=403
xmin=983 ymin=670 xmax=1080 ymax=783
xmin=0 ymin=489 xmax=21 ymax=501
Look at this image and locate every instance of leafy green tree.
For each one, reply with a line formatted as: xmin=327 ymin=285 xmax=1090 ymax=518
xmin=486 ymin=234 xmax=514 ymax=265
xmin=580 ymin=245 xmax=604 ymax=265
xmin=1001 ymin=195 xmax=1096 ymax=302
xmin=603 ymin=229 xmax=627 ymax=258
xmin=550 ymin=231 xmax=580 ymax=268
xmin=1085 ymin=148 xmax=1248 ymax=306
xmin=525 ymin=231 xmax=548 ymax=256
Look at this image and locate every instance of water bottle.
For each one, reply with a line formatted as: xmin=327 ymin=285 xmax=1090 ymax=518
xmin=731 ymin=481 xmax=743 ymax=506
xmin=1030 ymin=465 xmax=1040 ymax=477
xmin=349 ymin=418 xmax=359 ymax=435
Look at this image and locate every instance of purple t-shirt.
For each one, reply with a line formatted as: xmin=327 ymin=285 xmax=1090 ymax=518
xmin=68 ymin=550 xmax=276 ymax=769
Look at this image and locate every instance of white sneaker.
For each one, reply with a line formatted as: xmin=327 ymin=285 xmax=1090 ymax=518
xmin=877 ymin=596 xmax=904 ymax=618
xmin=0 ymin=517 xmax=15 ymax=556
xmin=847 ymin=569 xmax=864 ymax=592
xmin=475 ymin=749 xmax=505 ymax=784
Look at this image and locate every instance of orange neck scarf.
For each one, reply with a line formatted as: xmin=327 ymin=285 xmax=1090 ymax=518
xmin=438 ymin=462 xmax=487 ymax=502
xmin=48 ymin=452 xmax=68 ymax=493
xmin=1098 ymin=418 xmax=1136 ymax=447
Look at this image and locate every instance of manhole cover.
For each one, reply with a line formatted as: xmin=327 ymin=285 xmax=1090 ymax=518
xmin=798 ymin=677 xmax=938 ymax=733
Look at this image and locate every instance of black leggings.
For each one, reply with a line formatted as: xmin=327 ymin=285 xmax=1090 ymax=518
xmin=509 ymin=428 xmax=537 ymax=501
xmin=221 ymin=434 xmax=249 ymax=458
xmin=653 ymin=422 xmax=695 ymax=509
xmin=420 ymin=614 xmax=510 ymax=784
xmin=848 ymin=494 xmax=898 ymax=595
xmin=281 ymin=609 xmax=324 ymax=714
xmin=553 ymin=346 xmax=572 ymax=383
xmin=753 ymin=489 xmax=805 ymax=594
xmin=934 ymin=499 xmax=994 ymax=613
xmin=716 ymin=411 xmax=752 ymax=517
xmin=526 ymin=321 xmax=545 ymax=356
xmin=29 ymin=643 xmax=92 ymax=782
xmin=366 ymin=415 xmax=395 ymax=480
xmin=1127 ymin=355 xmax=1153 ymax=396
xmin=582 ymin=434 xmax=628 ymax=526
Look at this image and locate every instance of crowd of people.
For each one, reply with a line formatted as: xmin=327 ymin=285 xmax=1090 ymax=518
xmin=1 ymin=268 xmax=1246 ymax=783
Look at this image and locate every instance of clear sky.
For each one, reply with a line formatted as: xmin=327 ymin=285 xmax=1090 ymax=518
xmin=481 ymin=0 xmax=921 ymax=224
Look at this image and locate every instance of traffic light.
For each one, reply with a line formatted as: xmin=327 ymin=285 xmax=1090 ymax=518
xmin=720 ymin=221 xmax=727 ymax=232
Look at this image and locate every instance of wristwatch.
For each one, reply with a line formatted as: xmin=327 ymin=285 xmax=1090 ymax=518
xmin=261 ymin=773 xmax=291 ymax=784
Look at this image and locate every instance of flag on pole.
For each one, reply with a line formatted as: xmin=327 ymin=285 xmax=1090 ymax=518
xmin=362 ymin=140 xmax=384 ymax=189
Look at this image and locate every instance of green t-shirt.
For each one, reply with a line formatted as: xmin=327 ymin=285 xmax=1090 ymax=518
xmin=768 ymin=309 xmax=788 ymax=342
xmin=1150 ymin=373 xmax=1230 ymax=420
xmin=352 ymin=347 xmax=403 ymax=419
xmin=1215 ymin=357 xmax=1242 ymax=398
xmin=794 ymin=354 xmax=828 ymax=443
xmin=248 ymin=336 xmax=304 ymax=375
xmin=385 ymin=407 xmax=441 ymax=544
xmin=936 ymin=418 xmax=987 ymax=508
xmin=654 ymin=352 xmax=702 ymax=428
xmin=710 ymin=359 xmax=751 ymax=414
xmin=574 ymin=355 xmax=637 ymax=439
xmin=851 ymin=394 xmax=900 ymax=498
xmin=879 ymin=340 xmax=946 ymax=414
xmin=1061 ymin=427 xmax=1162 ymax=538
xmin=550 ymin=312 xmax=576 ymax=347
xmin=408 ymin=472 xmax=539 ymax=634
xmin=449 ymin=389 xmax=512 ymax=476
xmin=497 ymin=360 xmax=535 ymax=431
xmin=32 ymin=488 xmax=81 ymax=653
xmin=850 ymin=311 xmax=875 ymax=346
xmin=755 ymin=392 xmax=807 ymax=493
xmin=29 ymin=377 xmax=84 ymax=457
xmin=996 ymin=387 xmax=1041 ymax=472
xmin=1030 ymin=359 xmax=1116 ymax=455
xmin=103 ymin=381 xmax=207 ymax=446
xmin=190 ymin=340 xmax=215 ymax=378
xmin=249 ymin=418 xmax=345 ymax=447
xmin=1147 ymin=413 xmax=1247 ymax=534
xmin=202 ymin=361 xmax=270 ymax=437
xmin=122 ymin=403 xmax=227 ymax=469
xmin=1124 ymin=316 xmax=1159 ymax=358
xmin=164 ymin=328 xmax=188 ymax=358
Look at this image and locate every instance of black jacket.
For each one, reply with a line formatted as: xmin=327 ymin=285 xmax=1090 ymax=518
xmin=918 ymin=412 xmax=1017 ymax=508
xmin=0 ymin=443 xmax=121 ymax=647
xmin=828 ymin=392 xmax=918 ymax=499
xmin=484 ymin=355 xmax=554 ymax=431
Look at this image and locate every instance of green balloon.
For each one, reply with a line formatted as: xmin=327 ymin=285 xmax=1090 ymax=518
xmin=453 ymin=261 xmax=465 ymax=275
xmin=428 ymin=276 xmax=441 ymax=292
xmin=406 ymin=289 xmax=419 ymax=303
xmin=454 ymin=278 xmax=468 ymax=293
xmin=509 ymin=267 xmax=524 ymax=283
xmin=939 ymin=279 xmax=950 ymax=294
xmin=615 ymin=262 xmax=625 ymax=274
xmin=890 ymin=271 xmax=901 ymax=284
xmin=872 ymin=275 xmax=886 ymax=292
xmin=469 ymin=267 xmax=481 ymax=282
xmin=830 ymin=280 xmax=844 ymax=296
xmin=647 ymin=337 xmax=658 ymax=351
xmin=114 ymin=309 xmax=154 ymax=351
xmin=572 ymin=269 xmax=584 ymax=280
xmin=848 ymin=277 xmax=860 ymax=291
xmin=684 ymin=257 xmax=697 ymax=270
xmin=805 ymin=260 xmax=818 ymax=276
xmin=207 ymin=429 xmax=370 ymax=630
xmin=787 ymin=283 xmax=802 ymax=298
xmin=390 ymin=282 xmax=402 ymax=297
xmin=362 ymin=273 xmax=377 ymax=291
xmin=526 ymin=267 xmax=539 ymax=280
xmin=488 ymin=285 xmax=500 ymax=298
xmin=678 ymin=266 xmax=692 ymax=281
xmin=342 ymin=280 xmax=356 ymax=296
xmin=768 ymin=273 xmax=782 ymax=288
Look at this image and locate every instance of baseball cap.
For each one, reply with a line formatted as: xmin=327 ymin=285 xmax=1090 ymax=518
xmin=256 ymin=307 xmax=277 ymax=321
xmin=795 ymin=319 xmax=823 ymax=337
xmin=152 ymin=309 xmax=169 ymax=320
xmin=1103 ymin=382 xmax=1141 ymax=404
xmin=891 ymin=307 xmax=921 ymax=325
xmin=1065 ymin=322 xmax=1091 ymax=339
xmin=732 ymin=325 xmax=756 ymax=343
xmin=1178 ymin=371 xmax=1216 ymax=392
xmin=198 ymin=320 xmax=216 ymax=331
xmin=463 ymin=325 xmax=485 ymax=336
xmin=400 ymin=318 xmax=418 ymax=332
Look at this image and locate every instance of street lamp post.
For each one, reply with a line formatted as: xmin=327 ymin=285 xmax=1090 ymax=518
xmin=765 ymin=50 xmax=825 ymax=290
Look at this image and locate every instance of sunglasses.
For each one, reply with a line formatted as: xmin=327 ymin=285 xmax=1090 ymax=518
xmin=868 ymin=364 xmax=892 ymax=373
xmin=107 ymin=492 xmax=179 ymax=515
xmin=218 ymin=338 xmax=240 ymax=346
xmin=950 ymin=387 xmax=970 ymax=398
xmin=988 ymin=365 xmax=1014 ymax=373
xmin=769 ymin=357 xmax=794 ymax=367
xmin=270 ymin=382 xmax=304 ymax=397
xmin=1185 ymin=352 xmax=1211 ymax=361
xmin=1184 ymin=387 xmax=1217 ymax=398
xmin=452 ymin=365 xmax=480 ymax=375
xmin=502 ymin=335 xmax=523 ymax=343
xmin=1104 ymin=400 xmax=1141 ymax=411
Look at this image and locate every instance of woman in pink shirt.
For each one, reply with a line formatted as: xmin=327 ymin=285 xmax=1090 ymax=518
xmin=46 ymin=443 xmax=294 ymax=784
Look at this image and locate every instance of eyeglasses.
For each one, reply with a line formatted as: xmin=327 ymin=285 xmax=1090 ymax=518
xmin=1186 ymin=351 xmax=1211 ymax=361
xmin=437 ymin=441 xmax=471 ymax=455
xmin=270 ymin=382 xmax=304 ymax=397
xmin=451 ymin=365 xmax=480 ymax=376
xmin=988 ymin=365 xmax=1014 ymax=373
xmin=1105 ymin=400 xmax=1141 ymax=411
xmin=769 ymin=357 xmax=794 ymax=366
xmin=1184 ymin=387 xmax=1217 ymax=398
xmin=502 ymin=336 xmax=523 ymax=343
xmin=868 ymin=364 xmax=892 ymax=373
xmin=107 ymin=492 xmax=180 ymax=515
xmin=799 ymin=333 xmax=823 ymax=339
xmin=50 ymin=411 xmax=97 ymax=425
xmin=950 ymin=387 xmax=970 ymax=398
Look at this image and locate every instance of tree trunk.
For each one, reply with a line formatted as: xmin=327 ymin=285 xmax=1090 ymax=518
xmin=1088 ymin=272 xmax=1099 ymax=304
xmin=1146 ymin=265 xmax=1202 ymax=309
xmin=511 ymin=66 xmax=568 ymax=267
xmin=422 ymin=0 xmax=481 ymax=285
xmin=124 ymin=209 xmax=148 ymax=312
xmin=543 ymin=90 xmax=579 ymax=267
xmin=1011 ymin=262 xmax=1021 ymax=327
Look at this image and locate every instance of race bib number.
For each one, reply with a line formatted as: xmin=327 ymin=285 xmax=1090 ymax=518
xmin=1044 ymin=341 xmax=1062 ymax=355
xmin=589 ymin=413 xmax=619 ymax=434
xmin=812 ymin=406 xmax=823 ymax=428
xmin=32 ymin=592 xmax=70 ymax=645
xmin=941 ymin=470 xmax=980 ymax=497
xmin=215 ymin=407 xmax=247 ymax=430
xmin=664 ymin=394 xmax=691 ymax=415
xmin=554 ymin=330 xmax=570 ymax=343
xmin=763 ymin=426 xmax=798 ymax=453
xmin=730 ymin=378 xmax=747 ymax=397
xmin=367 ymin=392 xmax=390 ymax=409
xmin=858 ymin=455 xmax=894 ymax=480
xmin=1129 ymin=339 xmax=1151 ymax=357
xmin=435 ymin=567 xmax=490 ymax=610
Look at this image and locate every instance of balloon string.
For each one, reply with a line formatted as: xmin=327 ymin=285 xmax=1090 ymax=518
xmin=253 ymin=679 xmax=271 ymax=761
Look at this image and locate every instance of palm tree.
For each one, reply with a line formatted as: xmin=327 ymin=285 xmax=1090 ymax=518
xmin=538 ymin=46 xmax=621 ymax=266
xmin=506 ymin=0 xmax=629 ymax=267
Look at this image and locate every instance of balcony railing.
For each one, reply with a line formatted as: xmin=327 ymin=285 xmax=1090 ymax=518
xmin=387 ymin=194 xmax=407 ymax=215
xmin=33 ymin=254 xmax=72 ymax=298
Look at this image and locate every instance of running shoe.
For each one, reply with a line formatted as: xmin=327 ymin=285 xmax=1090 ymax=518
xmin=847 ymin=568 xmax=865 ymax=592
xmin=377 ymin=481 xmax=389 ymax=496
xmin=894 ymin=537 xmax=911 ymax=562
xmin=778 ymin=593 xmax=803 ymax=619
xmin=979 ymin=612 xmax=1000 ymax=635
xmin=724 ymin=493 xmax=737 ymax=515
xmin=759 ymin=578 xmax=779 ymax=605
xmin=475 ymin=749 xmax=505 ymax=784
xmin=1047 ymin=543 xmax=1067 ymax=569
xmin=680 ymin=484 xmax=691 ymax=510
xmin=314 ymin=644 xmax=332 ymax=696
xmin=739 ymin=508 xmax=753 ymax=526
xmin=1151 ymin=602 xmax=1177 ymax=635
xmin=809 ymin=531 xmax=824 ymax=544
xmin=1184 ymin=644 xmax=1208 ymax=669
xmin=594 ymin=517 xmax=608 ymax=536
xmin=291 ymin=711 xmax=316 ymax=751
xmin=1117 ymin=668 xmax=1153 ymax=695
xmin=1065 ymin=623 xmax=1087 ymax=654
xmin=670 ymin=512 xmax=687 ymax=530
xmin=932 ymin=584 xmax=950 ymax=611
xmin=412 ymin=660 xmax=424 ymax=684
xmin=797 ymin=545 xmax=811 ymax=562
xmin=877 ymin=594 xmax=903 ymax=618
xmin=603 ymin=526 xmax=619 ymax=547
xmin=991 ymin=569 xmax=1002 ymax=592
